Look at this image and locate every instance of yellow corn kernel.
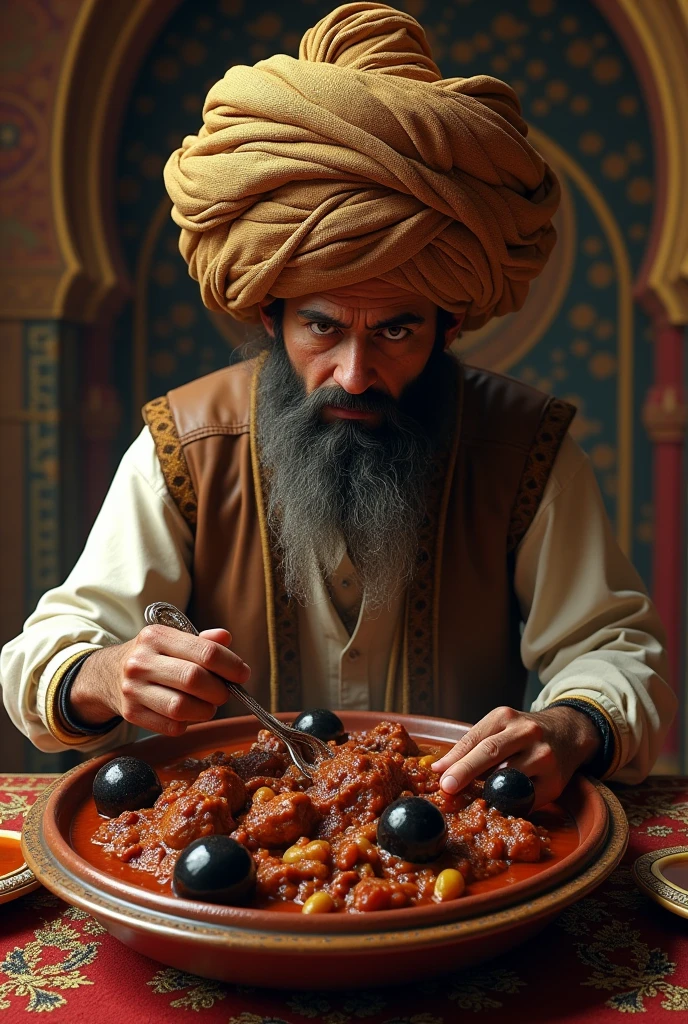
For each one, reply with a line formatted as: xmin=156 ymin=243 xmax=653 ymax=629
xmin=303 ymin=840 xmax=331 ymax=862
xmin=419 ymin=754 xmax=436 ymax=769
xmin=434 ymin=868 xmax=465 ymax=902
xmin=356 ymin=836 xmax=374 ymax=856
xmin=283 ymin=844 xmax=308 ymax=863
xmin=252 ymin=786 xmax=275 ymax=803
xmin=302 ymin=891 xmax=335 ymax=914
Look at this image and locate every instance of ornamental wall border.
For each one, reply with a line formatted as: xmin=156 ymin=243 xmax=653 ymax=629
xmin=6 ymin=0 xmax=681 ymax=328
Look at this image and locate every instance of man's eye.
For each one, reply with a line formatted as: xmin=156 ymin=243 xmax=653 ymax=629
xmin=309 ymin=323 xmax=337 ymax=336
xmin=380 ymin=326 xmax=409 ymax=340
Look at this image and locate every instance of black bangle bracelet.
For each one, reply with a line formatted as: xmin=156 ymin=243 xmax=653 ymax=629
xmin=549 ymin=698 xmax=615 ymax=778
xmin=58 ymin=652 xmax=123 ymax=736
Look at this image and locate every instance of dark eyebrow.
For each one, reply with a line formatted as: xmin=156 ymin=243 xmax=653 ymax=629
xmin=296 ymin=308 xmax=426 ymax=330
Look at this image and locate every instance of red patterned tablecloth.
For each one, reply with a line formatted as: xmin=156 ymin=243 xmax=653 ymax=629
xmin=0 ymin=773 xmax=686 ymax=1023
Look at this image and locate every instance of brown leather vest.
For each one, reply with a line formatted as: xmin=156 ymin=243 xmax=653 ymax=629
xmin=143 ymin=355 xmax=574 ymax=722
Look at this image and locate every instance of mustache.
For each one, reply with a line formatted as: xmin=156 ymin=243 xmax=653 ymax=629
xmin=303 ymin=384 xmax=400 ymax=420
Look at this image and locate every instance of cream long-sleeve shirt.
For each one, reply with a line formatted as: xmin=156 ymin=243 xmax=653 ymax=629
xmin=0 ymin=426 xmax=676 ymax=781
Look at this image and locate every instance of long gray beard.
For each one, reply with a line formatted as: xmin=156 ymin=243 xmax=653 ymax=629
xmin=256 ymin=335 xmax=450 ymax=611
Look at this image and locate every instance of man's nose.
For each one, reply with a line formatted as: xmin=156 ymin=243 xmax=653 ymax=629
xmin=332 ymin=338 xmax=377 ymax=394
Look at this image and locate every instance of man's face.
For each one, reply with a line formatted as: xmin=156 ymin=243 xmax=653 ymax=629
xmin=260 ymin=280 xmax=463 ymax=426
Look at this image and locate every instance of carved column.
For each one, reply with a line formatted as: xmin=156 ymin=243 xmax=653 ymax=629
xmin=642 ymin=321 xmax=687 ymax=768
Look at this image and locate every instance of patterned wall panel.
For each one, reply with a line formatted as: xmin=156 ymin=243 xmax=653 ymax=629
xmin=113 ymin=0 xmax=655 ymax=583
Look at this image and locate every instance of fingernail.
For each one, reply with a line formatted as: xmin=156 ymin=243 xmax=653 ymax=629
xmin=441 ymin=776 xmax=459 ymax=794
xmin=430 ymin=761 xmax=442 ymax=770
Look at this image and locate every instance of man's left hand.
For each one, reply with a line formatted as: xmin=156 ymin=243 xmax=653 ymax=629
xmin=431 ymin=705 xmax=602 ymax=809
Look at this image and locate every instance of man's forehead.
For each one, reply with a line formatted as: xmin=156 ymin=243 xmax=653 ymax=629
xmin=290 ymin=279 xmax=428 ymax=313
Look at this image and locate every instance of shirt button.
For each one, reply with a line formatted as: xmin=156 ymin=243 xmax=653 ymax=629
xmin=341 ymin=578 xmax=351 ymax=588
xmin=348 ymin=648 xmax=360 ymax=661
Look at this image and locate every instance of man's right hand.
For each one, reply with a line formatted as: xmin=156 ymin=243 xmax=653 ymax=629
xmin=67 ymin=625 xmax=251 ymax=736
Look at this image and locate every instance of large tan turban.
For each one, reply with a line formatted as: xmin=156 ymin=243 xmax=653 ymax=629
xmin=164 ymin=2 xmax=560 ymax=329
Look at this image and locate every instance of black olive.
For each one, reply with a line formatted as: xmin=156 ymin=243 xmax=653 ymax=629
xmin=377 ymin=796 xmax=446 ymax=863
xmin=173 ymin=835 xmax=256 ymax=904
xmin=93 ymin=756 xmax=162 ymax=818
xmin=482 ymin=768 xmax=535 ymax=818
xmin=292 ymin=708 xmax=345 ymax=743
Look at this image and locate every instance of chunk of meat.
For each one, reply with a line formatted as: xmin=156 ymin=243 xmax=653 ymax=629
xmin=254 ymin=849 xmax=329 ymax=902
xmin=309 ymin=747 xmax=405 ymax=837
xmin=348 ymin=720 xmax=420 ymax=757
xmin=242 ymin=791 xmax=320 ymax=847
xmin=350 ymin=876 xmax=416 ymax=912
xmin=228 ymin=745 xmax=290 ymax=782
xmin=158 ymin=767 xmax=238 ymax=850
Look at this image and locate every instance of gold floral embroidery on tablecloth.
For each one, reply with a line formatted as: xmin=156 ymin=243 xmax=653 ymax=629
xmin=0 ymin=793 xmax=30 ymax=825
xmin=287 ymin=989 xmax=385 ymax=1022
xmin=446 ymin=968 xmax=526 ymax=1011
xmin=576 ymin=919 xmax=688 ymax=1013
xmin=0 ymin=918 xmax=99 ymax=1013
xmin=147 ymin=967 xmax=227 ymax=1010
xmin=614 ymin=781 xmax=688 ymax=831
xmin=62 ymin=907 xmax=107 ymax=936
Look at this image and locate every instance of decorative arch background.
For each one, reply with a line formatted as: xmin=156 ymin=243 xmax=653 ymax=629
xmin=112 ymin=0 xmax=656 ymax=583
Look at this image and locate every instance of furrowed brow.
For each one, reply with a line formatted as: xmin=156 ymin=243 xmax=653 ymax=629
xmin=296 ymin=309 xmax=349 ymax=328
xmin=296 ymin=309 xmax=426 ymax=330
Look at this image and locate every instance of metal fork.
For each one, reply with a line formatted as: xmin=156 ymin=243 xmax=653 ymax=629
xmin=143 ymin=601 xmax=335 ymax=778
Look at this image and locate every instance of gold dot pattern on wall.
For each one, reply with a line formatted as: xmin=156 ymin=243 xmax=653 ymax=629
xmin=592 ymin=56 xmax=622 ymax=84
xmin=628 ymin=223 xmax=647 ymax=241
xmin=571 ymin=339 xmax=590 ymax=357
xmin=560 ymin=16 xmax=579 ymax=34
xmin=617 ymin=95 xmax=638 ymax=116
xmin=636 ymin=522 xmax=653 ymax=544
xmin=601 ymin=153 xmax=628 ymax=181
xmin=582 ymin=236 xmax=603 ymax=256
xmin=566 ymin=40 xmax=593 ymax=68
xmin=587 ymin=262 xmax=615 ymax=288
xmin=181 ymin=40 xmax=207 ymax=65
xmin=491 ymin=14 xmax=528 ymax=41
xmin=578 ymin=131 xmax=604 ymax=155
xmin=568 ymin=304 xmax=597 ymax=330
xmin=546 ymin=80 xmax=569 ymax=102
xmin=627 ymin=178 xmax=653 ymax=204
xmin=589 ymin=353 xmax=617 ymax=379
xmin=594 ymin=320 xmax=615 ymax=340
xmin=526 ymin=59 xmax=547 ymax=80
xmin=569 ymin=95 xmax=590 ymax=115
xmin=603 ymin=475 xmax=618 ymax=497
xmin=171 ymin=303 xmax=196 ymax=328
xmin=529 ymin=0 xmax=555 ymax=16
xmin=153 ymin=57 xmax=179 ymax=82
xmin=591 ymin=444 xmax=616 ymax=470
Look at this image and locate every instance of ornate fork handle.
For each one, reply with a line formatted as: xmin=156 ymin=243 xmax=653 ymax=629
xmin=143 ymin=602 xmax=334 ymax=777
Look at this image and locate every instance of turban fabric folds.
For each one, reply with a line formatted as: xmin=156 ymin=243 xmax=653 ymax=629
xmin=164 ymin=2 xmax=560 ymax=329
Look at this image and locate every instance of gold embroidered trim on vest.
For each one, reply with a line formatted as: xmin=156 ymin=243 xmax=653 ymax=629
xmin=506 ymin=397 xmax=576 ymax=553
xmin=250 ymin=354 xmax=302 ymax=713
xmin=403 ymin=363 xmax=464 ymax=716
xmin=45 ymin=650 xmax=104 ymax=747
xmin=142 ymin=396 xmax=198 ymax=531
xmin=549 ymin=694 xmax=622 ymax=779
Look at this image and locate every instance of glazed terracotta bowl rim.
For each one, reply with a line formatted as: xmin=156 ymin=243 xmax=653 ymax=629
xmin=23 ymin=777 xmax=629 ymax=954
xmin=29 ymin=712 xmax=611 ymax=933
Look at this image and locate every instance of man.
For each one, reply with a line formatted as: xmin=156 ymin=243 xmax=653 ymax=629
xmin=0 ymin=3 xmax=675 ymax=807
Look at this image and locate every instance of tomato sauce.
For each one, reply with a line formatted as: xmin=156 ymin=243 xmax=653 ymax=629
xmin=0 ymin=835 xmax=26 ymax=877
xmin=70 ymin=728 xmax=579 ymax=912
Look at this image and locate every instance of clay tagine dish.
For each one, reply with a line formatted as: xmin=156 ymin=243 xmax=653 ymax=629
xmin=22 ymin=712 xmax=629 ymax=989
